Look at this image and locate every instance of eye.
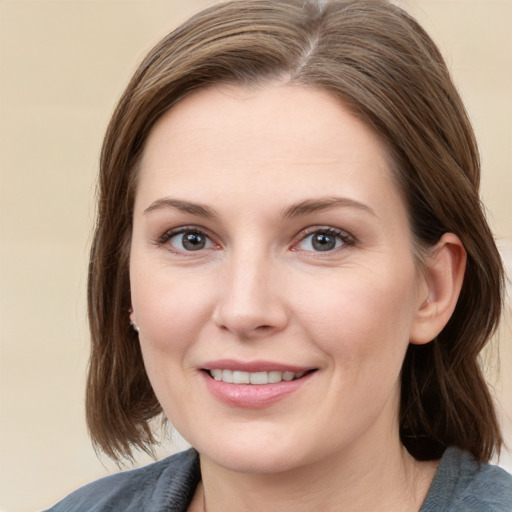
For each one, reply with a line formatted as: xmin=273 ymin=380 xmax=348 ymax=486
xmin=165 ymin=229 xmax=215 ymax=252
xmin=295 ymin=228 xmax=352 ymax=252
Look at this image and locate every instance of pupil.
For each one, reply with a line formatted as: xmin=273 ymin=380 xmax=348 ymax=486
xmin=183 ymin=232 xmax=205 ymax=251
xmin=312 ymin=233 xmax=335 ymax=251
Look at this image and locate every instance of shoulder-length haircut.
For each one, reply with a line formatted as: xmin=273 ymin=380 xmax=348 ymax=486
xmin=87 ymin=0 xmax=504 ymax=463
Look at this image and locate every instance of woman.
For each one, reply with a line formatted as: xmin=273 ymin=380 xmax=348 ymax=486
xmin=47 ymin=0 xmax=512 ymax=510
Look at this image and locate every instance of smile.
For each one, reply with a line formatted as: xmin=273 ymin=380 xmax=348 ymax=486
xmin=208 ymin=369 xmax=306 ymax=384
xmin=201 ymin=362 xmax=316 ymax=408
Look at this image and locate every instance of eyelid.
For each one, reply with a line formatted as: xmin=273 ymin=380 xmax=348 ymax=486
xmin=291 ymin=226 xmax=355 ymax=252
xmin=156 ymin=225 xmax=219 ymax=252
xmin=154 ymin=224 xmax=354 ymax=255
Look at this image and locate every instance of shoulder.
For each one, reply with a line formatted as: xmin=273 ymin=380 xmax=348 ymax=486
xmin=44 ymin=448 xmax=200 ymax=512
xmin=421 ymin=447 xmax=512 ymax=512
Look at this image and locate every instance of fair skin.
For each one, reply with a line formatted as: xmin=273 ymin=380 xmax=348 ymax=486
xmin=129 ymin=84 xmax=466 ymax=511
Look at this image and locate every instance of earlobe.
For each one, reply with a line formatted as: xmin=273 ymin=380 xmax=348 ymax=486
xmin=409 ymin=233 xmax=467 ymax=345
xmin=129 ymin=307 xmax=140 ymax=333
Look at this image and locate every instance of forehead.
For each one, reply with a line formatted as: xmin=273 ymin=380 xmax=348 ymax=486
xmin=136 ymin=83 xmax=402 ymax=217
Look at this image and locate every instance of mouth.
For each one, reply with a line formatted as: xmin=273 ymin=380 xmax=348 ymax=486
xmin=206 ymin=369 xmax=314 ymax=385
xmin=200 ymin=362 xmax=317 ymax=408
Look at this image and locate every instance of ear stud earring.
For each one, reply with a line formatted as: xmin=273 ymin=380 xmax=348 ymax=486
xmin=128 ymin=308 xmax=140 ymax=333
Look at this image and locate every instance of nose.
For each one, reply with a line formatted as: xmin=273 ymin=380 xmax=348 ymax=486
xmin=212 ymin=251 xmax=289 ymax=339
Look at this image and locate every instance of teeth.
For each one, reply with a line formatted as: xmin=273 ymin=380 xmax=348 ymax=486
xmin=249 ymin=372 xmax=268 ymax=384
xmin=209 ymin=369 xmax=306 ymax=384
xmin=211 ymin=369 xmax=226 ymax=381
xmin=232 ymin=371 xmax=250 ymax=384
xmin=268 ymin=371 xmax=282 ymax=383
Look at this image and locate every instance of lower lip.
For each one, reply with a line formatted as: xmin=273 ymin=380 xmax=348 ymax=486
xmin=201 ymin=372 xmax=314 ymax=409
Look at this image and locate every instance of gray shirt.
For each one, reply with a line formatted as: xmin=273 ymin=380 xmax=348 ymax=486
xmin=46 ymin=447 xmax=512 ymax=511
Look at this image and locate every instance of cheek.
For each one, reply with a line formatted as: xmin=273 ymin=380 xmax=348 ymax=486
xmin=129 ymin=264 xmax=215 ymax=424
xmin=294 ymin=265 xmax=418 ymax=365
xmin=130 ymin=262 xmax=216 ymax=355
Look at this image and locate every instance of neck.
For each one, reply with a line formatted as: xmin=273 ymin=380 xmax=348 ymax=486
xmin=196 ymin=433 xmax=438 ymax=512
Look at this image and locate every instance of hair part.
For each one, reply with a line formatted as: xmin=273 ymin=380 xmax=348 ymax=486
xmin=87 ymin=0 xmax=504 ymax=463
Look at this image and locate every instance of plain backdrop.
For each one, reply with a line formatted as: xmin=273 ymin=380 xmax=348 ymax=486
xmin=0 ymin=1 xmax=511 ymax=511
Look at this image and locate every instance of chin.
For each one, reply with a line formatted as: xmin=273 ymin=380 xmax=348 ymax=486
xmin=206 ymin=447 xmax=304 ymax=475
xmin=190 ymin=428 xmax=319 ymax=475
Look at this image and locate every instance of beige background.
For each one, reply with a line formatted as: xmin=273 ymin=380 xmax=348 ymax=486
xmin=0 ymin=1 xmax=511 ymax=511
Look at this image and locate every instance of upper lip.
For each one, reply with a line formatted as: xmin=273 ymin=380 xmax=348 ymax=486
xmin=200 ymin=359 xmax=314 ymax=373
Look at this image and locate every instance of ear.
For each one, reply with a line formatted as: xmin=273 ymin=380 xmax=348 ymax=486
xmin=409 ymin=233 xmax=466 ymax=345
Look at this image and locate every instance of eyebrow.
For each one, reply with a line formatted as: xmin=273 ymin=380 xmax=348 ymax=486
xmin=143 ymin=196 xmax=375 ymax=219
xmin=144 ymin=198 xmax=218 ymax=218
xmin=282 ymin=196 xmax=375 ymax=219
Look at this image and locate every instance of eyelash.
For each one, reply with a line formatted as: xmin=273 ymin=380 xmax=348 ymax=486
xmin=292 ymin=226 xmax=355 ymax=254
xmin=156 ymin=225 xmax=355 ymax=255
xmin=156 ymin=226 xmax=215 ymax=253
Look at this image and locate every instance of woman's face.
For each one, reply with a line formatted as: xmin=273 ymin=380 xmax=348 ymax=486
xmin=130 ymin=84 xmax=428 ymax=473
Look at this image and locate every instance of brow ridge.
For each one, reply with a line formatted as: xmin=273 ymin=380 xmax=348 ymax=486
xmin=143 ymin=198 xmax=217 ymax=218
xmin=143 ymin=196 xmax=374 ymax=220
xmin=282 ymin=196 xmax=375 ymax=219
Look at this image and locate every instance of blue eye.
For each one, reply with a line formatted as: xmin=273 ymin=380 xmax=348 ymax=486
xmin=297 ymin=229 xmax=348 ymax=252
xmin=168 ymin=230 xmax=213 ymax=251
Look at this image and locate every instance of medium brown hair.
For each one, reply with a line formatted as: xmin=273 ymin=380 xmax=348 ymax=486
xmin=87 ymin=0 xmax=504 ymax=462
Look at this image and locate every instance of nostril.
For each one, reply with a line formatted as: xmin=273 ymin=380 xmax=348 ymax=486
xmin=213 ymin=301 xmax=289 ymax=337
